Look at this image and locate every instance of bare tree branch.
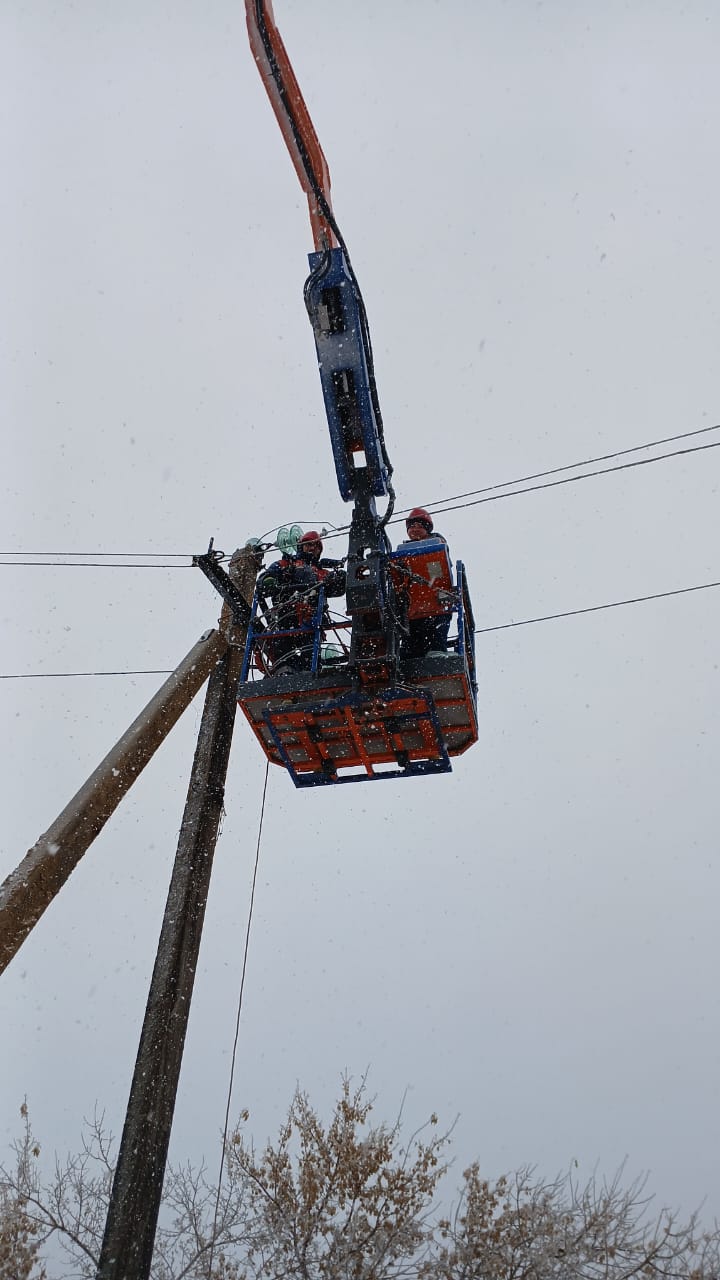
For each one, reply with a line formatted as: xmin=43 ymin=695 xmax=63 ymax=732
xmin=3 ymin=1090 xmax=719 ymax=1280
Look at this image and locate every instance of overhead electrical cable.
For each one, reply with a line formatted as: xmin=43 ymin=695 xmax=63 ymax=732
xmin=405 ymin=422 xmax=720 ymax=515
xmin=3 ymin=578 xmax=719 ymax=680
xmin=256 ymin=519 xmax=341 ymax=542
xmin=0 ymin=669 xmax=174 ymax=679
xmin=0 ymin=561 xmax=193 ymax=569
xmin=3 ymin=421 xmax=716 ymax=554
xmin=475 ymin=578 xmax=720 ymax=633
xmin=3 ymin=424 xmax=719 ymax=563
xmin=0 ymin=551 xmax=195 ymax=558
xmin=411 ymin=439 xmax=720 ymax=522
xmin=283 ymin=436 xmax=720 ymax=547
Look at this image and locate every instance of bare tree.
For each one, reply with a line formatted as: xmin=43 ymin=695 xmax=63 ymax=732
xmin=428 ymin=1161 xmax=720 ymax=1280
xmin=0 ymin=1105 xmax=46 ymax=1280
xmin=225 ymin=1077 xmax=450 ymax=1279
xmin=0 ymin=1104 xmax=249 ymax=1280
xmin=2 ymin=1089 xmax=719 ymax=1279
xmin=0 ymin=1194 xmax=46 ymax=1280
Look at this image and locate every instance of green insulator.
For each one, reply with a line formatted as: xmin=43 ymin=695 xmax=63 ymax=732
xmin=276 ymin=525 xmax=304 ymax=555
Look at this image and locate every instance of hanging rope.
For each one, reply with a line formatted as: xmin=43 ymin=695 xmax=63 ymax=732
xmin=206 ymin=760 xmax=270 ymax=1274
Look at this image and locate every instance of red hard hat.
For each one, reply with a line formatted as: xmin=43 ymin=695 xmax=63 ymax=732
xmin=299 ymin=530 xmax=323 ymax=552
xmin=406 ymin=507 xmax=433 ymax=532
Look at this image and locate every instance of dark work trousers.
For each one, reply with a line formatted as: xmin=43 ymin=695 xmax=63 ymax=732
xmin=400 ymin=613 xmax=452 ymax=661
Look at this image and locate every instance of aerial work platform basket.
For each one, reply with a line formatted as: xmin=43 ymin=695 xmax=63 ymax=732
xmin=237 ymin=558 xmax=478 ymax=786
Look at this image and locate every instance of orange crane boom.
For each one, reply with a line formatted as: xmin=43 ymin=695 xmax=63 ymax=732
xmin=245 ymin=0 xmax=337 ymax=251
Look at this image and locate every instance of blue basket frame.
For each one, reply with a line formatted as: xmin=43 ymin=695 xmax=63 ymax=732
xmin=242 ymin=552 xmax=477 ymax=698
xmin=241 ymin=585 xmax=329 ymax=682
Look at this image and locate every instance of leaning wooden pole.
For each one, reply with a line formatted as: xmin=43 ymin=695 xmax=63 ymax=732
xmin=96 ymin=639 xmax=246 ymax=1280
xmin=0 ymin=628 xmax=228 ymax=976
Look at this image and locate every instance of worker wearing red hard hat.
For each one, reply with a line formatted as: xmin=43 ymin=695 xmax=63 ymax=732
xmin=296 ymin=530 xmax=346 ymax=591
xmin=399 ymin=506 xmax=452 ymax=659
xmin=295 ymin=530 xmax=325 ymax=563
xmin=257 ymin=530 xmax=345 ymax=673
xmin=405 ymin=507 xmax=437 ymax=541
xmin=297 ymin=529 xmax=324 ymax=556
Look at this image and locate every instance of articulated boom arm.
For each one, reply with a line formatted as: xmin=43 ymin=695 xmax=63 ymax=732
xmin=246 ymin=0 xmax=398 ymax=680
xmin=245 ymin=2 xmax=391 ymax=504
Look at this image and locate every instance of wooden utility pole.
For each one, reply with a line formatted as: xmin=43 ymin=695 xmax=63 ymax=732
xmin=96 ymin=547 xmax=257 ymax=1280
xmin=0 ymin=542 xmax=259 ymax=1275
xmin=0 ymin=628 xmax=228 ymax=976
xmin=96 ymin=641 xmax=245 ymax=1280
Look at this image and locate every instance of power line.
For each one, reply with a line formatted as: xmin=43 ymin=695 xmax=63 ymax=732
xmin=256 ymin=520 xmax=341 ymax=542
xmin=0 ymin=669 xmax=173 ymax=680
xmin=2 ymin=424 xmax=719 ymax=563
xmin=408 ymin=439 xmax=720 ymax=523
xmin=407 ymin=422 xmax=720 ymax=515
xmin=0 ymin=551 xmax=195 ymax=558
xmin=316 ymin=435 xmax=720 ymax=546
xmin=475 ymin=578 xmax=720 ymax=633
xmin=2 ymin=577 xmax=718 ymax=680
xmin=0 ymin=561 xmax=192 ymax=569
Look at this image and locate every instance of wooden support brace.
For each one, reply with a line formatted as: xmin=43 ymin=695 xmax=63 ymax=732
xmin=0 ymin=628 xmax=228 ymax=976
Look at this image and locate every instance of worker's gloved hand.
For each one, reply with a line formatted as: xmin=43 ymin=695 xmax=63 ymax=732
xmin=322 ymin=568 xmax=347 ymax=597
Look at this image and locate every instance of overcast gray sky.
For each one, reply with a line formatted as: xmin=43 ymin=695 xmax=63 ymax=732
xmin=2 ymin=0 xmax=719 ymax=1228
